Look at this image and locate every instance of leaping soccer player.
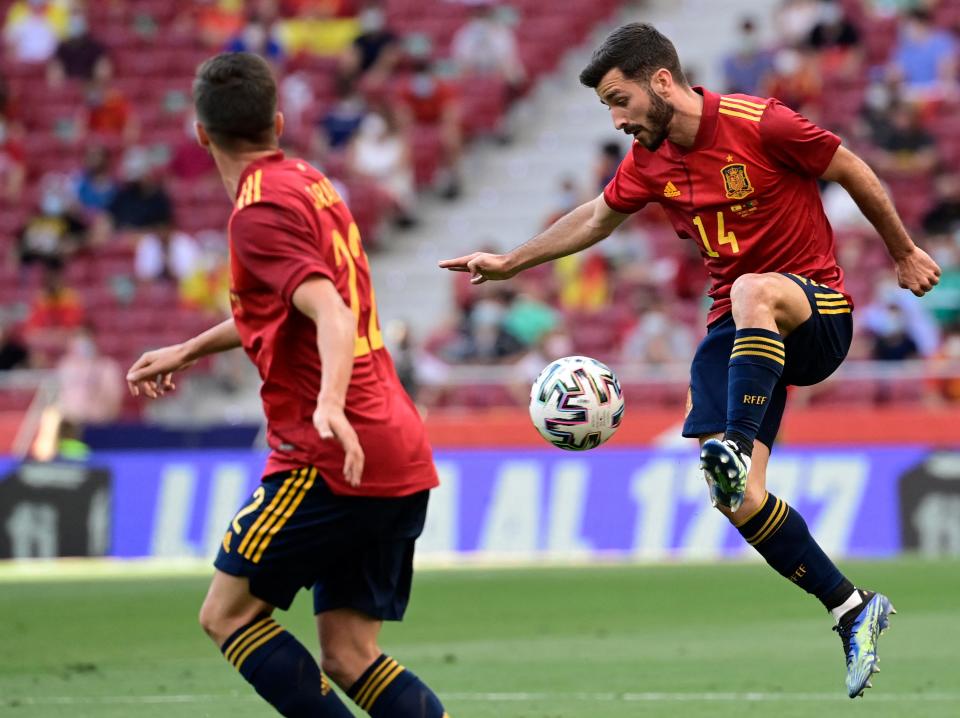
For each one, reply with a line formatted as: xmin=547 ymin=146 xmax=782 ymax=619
xmin=127 ymin=53 xmax=450 ymax=718
xmin=440 ymin=23 xmax=941 ymax=699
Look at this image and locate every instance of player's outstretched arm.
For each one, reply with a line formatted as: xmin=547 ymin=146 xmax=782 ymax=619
xmin=822 ymin=145 xmax=941 ymax=296
xmin=126 ymin=318 xmax=242 ymax=398
xmin=292 ymin=277 xmax=365 ymax=487
xmin=438 ymin=193 xmax=629 ymax=284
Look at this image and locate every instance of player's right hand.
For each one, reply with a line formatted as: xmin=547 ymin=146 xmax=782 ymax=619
xmin=126 ymin=344 xmax=195 ymax=399
xmin=313 ymin=400 xmax=364 ymax=487
xmin=438 ymin=252 xmax=515 ymax=284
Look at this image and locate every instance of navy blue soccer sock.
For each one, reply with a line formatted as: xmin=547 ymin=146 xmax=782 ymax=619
xmin=725 ymin=328 xmax=785 ymax=456
xmin=348 ymin=654 xmax=447 ymax=717
xmin=736 ymin=492 xmax=851 ymax=609
xmin=220 ymin=614 xmax=354 ymax=717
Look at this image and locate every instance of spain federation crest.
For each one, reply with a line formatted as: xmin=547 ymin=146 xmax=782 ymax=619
xmin=721 ymin=163 xmax=754 ymax=200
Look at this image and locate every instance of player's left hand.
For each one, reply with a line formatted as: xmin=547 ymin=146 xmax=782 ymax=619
xmin=313 ymin=400 xmax=364 ymax=487
xmin=895 ymin=246 xmax=941 ymax=297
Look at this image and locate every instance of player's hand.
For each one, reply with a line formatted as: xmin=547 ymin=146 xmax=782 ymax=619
xmin=895 ymin=246 xmax=941 ymax=297
xmin=126 ymin=344 xmax=196 ymax=399
xmin=313 ymin=400 xmax=364 ymax=487
xmin=438 ymin=252 xmax=515 ymax=284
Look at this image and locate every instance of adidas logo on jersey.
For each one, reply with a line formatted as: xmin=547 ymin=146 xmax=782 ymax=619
xmin=663 ymin=181 xmax=681 ymax=198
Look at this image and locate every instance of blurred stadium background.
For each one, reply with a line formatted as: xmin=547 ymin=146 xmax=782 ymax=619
xmin=1 ymin=0 xmax=960 ymax=716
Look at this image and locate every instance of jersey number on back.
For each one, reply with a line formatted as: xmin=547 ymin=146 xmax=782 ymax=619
xmin=332 ymin=222 xmax=384 ymax=357
xmin=693 ymin=210 xmax=740 ymax=258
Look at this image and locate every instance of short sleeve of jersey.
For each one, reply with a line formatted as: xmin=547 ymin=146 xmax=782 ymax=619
xmin=603 ymin=147 xmax=652 ymax=214
xmin=759 ymin=99 xmax=841 ymax=177
xmin=230 ymin=201 xmax=335 ymax=305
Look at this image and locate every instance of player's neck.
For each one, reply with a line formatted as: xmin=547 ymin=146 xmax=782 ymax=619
xmin=212 ymin=148 xmax=280 ymax=199
xmin=666 ymin=87 xmax=705 ymax=149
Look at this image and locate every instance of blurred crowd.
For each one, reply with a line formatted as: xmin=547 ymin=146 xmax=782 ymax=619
xmin=1 ymin=0 xmax=621 ymax=427
xmin=3 ymin=0 xmax=960 ymax=430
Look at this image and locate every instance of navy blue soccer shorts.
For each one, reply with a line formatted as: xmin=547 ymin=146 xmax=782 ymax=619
xmin=214 ymin=466 xmax=429 ymax=620
xmin=682 ymin=273 xmax=853 ymax=448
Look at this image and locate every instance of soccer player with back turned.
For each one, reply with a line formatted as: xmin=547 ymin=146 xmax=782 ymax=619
xmin=127 ymin=53 xmax=450 ymax=718
xmin=441 ymin=23 xmax=942 ymax=698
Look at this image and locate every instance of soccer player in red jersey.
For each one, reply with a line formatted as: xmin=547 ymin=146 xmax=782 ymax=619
xmin=127 ymin=53 xmax=449 ymax=718
xmin=441 ymin=24 xmax=942 ymax=699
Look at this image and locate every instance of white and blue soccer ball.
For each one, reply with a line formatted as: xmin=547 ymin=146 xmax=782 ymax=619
xmin=529 ymin=355 xmax=625 ymax=451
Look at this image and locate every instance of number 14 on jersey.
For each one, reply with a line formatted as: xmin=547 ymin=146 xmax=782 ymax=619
xmin=693 ymin=211 xmax=740 ymax=257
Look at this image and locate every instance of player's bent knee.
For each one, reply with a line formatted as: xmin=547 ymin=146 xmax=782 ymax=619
xmin=198 ymin=598 xmax=259 ymax=646
xmin=730 ymin=273 xmax=780 ymax=307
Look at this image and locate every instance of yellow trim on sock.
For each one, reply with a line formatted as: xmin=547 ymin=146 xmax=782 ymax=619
xmin=745 ymin=498 xmax=783 ymax=544
xmin=223 ymin=617 xmax=272 ymax=664
xmin=733 ymin=491 xmax=770 ymax=528
xmin=354 ymin=658 xmax=398 ymax=708
xmin=234 ymin=624 xmax=285 ymax=671
xmin=362 ymin=663 xmax=406 ymax=710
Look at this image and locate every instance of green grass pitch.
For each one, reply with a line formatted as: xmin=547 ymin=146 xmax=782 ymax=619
xmin=1 ymin=558 xmax=957 ymax=717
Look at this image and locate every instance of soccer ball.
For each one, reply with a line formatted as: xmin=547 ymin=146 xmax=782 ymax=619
xmin=529 ymin=356 xmax=625 ymax=451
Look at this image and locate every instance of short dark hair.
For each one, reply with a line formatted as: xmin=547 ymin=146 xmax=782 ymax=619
xmin=193 ymin=52 xmax=277 ymax=150
xmin=579 ymin=23 xmax=686 ymax=89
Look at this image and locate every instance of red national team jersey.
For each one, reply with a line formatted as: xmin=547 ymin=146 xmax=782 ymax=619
xmin=228 ymin=152 xmax=438 ymax=497
xmin=604 ymin=87 xmax=848 ymax=325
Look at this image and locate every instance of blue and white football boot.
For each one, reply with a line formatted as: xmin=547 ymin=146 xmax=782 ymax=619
xmin=834 ymin=591 xmax=896 ymax=698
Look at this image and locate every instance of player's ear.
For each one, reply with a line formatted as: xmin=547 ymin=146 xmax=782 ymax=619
xmin=195 ymin=122 xmax=210 ymax=149
xmin=650 ymin=68 xmax=672 ymax=96
xmin=274 ymin=112 xmax=284 ymax=140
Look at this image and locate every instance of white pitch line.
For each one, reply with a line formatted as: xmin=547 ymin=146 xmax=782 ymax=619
xmin=11 ymin=691 xmax=960 ymax=705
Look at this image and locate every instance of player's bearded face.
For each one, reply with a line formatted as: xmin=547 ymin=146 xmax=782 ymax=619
xmin=624 ymin=87 xmax=674 ymax=151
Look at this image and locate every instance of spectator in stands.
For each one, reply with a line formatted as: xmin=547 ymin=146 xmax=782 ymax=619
xmin=868 ymin=303 xmax=920 ymax=361
xmin=622 ymin=301 xmax=697 ymax=366
xmin=225 ymin=13 xmax=284 ymax=66
xmin=764 ymin=45 xmax=822 ymax=111
xmin=775 ymin=0 xmax=821 ymax=48
xmin=593 ymin=141 xmax=623 ymax=193
xmin=340 ymin=1 xmax=401 ymax=85
xmin=442 ymin=294 xmax=525 ymax=363
xmin=312 ymin=76 xmax=367 ymax=161
xmin=889 ymin=8 xmax=958 ymax=102
xmin=869 ymin=101 xmax=938 ymax=175
xmin=3 ymin=0 xmax=62 ymax=64
xmin=922 ymin=172 xmax=960 ymax=236
xmin=919 ymin=234 xmax=960 ymax=328
xmin=502 ymin=279 xmax=558 ymax=348
xmin=24 ymin=267 xmax=85 ymax=343
xmin=106 ymin=147 xmax=173 ymax=233
xmin=397 ymin=55 xmax=463 ymax=198
xmin=80 ymin=77 xmax=138 ymax=145
xmin=451 ymin=1 xmax=525 ymax=92
xmin=56 ymin=326 xmax=124 ymax=427
xmin=0 ymin=321 xmax=30 ymax=370
xmin=72 ymin=145 xmax=117 ymax=214
xmin=347 ymin=104 xmax=417 ymax=227
xmin=0 ymin=79 xmax=25 ymax=200
xmin=806 ymin=0 xmax=861 ymax=79
xmin=926 ymin=323 xmax=960 ymax=403
xmin=722 ymin=17 xmax=774 ymax=96
xmin=47 ymin=10 xmax=111 ymax=86
xmin=135 ymin=229 xmax=202 ymax=284
xmin=16 ymin=175 xmax=87 ymax=272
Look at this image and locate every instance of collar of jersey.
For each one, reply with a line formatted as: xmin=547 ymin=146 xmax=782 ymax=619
xmin=235 ymin=150 xmax=286 ymax=200
xmin=667 ymin=86 xmax=719 ymax=156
